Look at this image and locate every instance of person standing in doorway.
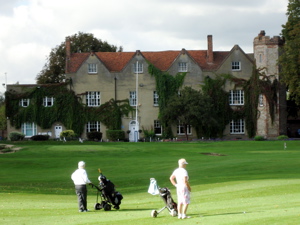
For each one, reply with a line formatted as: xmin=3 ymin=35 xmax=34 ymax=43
xmin=170 ymin=158 xmax=191 ymax=219
xmin=71 ymin=161 xmax=92 ymax=212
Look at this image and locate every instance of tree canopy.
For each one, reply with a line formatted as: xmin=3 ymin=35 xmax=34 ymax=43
xmin=279 ymin=0 xmax=300 ymax=105
xmin=163 ymin=86 xmax=217 ymax=140
xmin=36 ymin=32 xmax=123 ymax=84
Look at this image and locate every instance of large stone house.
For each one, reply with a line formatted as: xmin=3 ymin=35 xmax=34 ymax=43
xmin=6 ymin=31 xmax=286 ymax=141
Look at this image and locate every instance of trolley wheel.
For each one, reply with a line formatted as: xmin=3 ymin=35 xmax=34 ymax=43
xmin=94 ymin=203 xmax=101 ymax=210
xmin=151 ymin=210 xmax=158 ymax=218
xmin=103 ymin=203 xmax=111 ymax=211
xmin=170 ymin=209 xmax=177 ymax=217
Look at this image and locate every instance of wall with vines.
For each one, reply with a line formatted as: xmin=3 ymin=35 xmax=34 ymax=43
xmin=5 ymin=84 xmax=133 ymax=136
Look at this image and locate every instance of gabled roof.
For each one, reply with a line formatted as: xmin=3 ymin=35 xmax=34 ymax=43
xmin=67 ymin=49 xmax=237 ymax=73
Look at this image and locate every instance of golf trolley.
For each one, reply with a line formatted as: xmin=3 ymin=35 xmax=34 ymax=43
xmin=91 ymin=169 xmax=123 ymax=211
xmin=148 ymin=178 xmax=177 ymax=218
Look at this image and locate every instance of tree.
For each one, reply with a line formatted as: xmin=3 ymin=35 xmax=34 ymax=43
xmin=279 ymin=0 xmax=300 ymax=105
xmin=36 ymin=32 xmax=123 ymax=84
xmin=0 ymin=93 xmax=6 ymax=131
xmin=162 ymin=86 xmax=217 ymax=140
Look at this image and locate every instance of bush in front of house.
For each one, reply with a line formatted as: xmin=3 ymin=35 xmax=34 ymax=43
xmin=87 ymin=131 xmax=102 ymax=141
xmin=254 ymin=136 xmax=265 ymax=141
xmin=277 ymin=135 xmax=288 ymax=140
xmin=9 ymin=131 xmax=25 ymax=141
xmin=31 ymin=135 xmax=50 ymax=141
xmin=106 ymin=130 xmax=125 ymax=141
xmin=60 ymin=130 xmax=76 ymax=140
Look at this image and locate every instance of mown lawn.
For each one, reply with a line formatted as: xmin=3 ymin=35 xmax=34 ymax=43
xmin=0 ymin=140 xmax=299 ymax=225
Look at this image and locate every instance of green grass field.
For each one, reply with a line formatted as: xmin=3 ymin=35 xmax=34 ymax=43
xmin=0 ymin=140 xmax=299 ymax=225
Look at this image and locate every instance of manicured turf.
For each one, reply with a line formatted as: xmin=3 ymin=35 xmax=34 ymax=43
xmin=0 ymin=140 xmax=299 ymax=224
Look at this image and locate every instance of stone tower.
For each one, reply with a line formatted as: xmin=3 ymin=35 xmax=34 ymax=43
xmin=253 ymin=30 xmax=286 ymax=138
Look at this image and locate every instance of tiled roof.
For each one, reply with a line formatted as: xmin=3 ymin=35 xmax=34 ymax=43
xmin=67 ymin=49 xmax=232 ymax=73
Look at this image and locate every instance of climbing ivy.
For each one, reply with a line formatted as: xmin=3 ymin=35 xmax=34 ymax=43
xmin=148 ymin=62 xmax=278 ymax=139
xmin=201 ymin=75 xmax=232 ymax=138
xmin=5 ymin=84 xmax=133 ymax=136
xmin=148 ymin=63 xmax=186 ymax=138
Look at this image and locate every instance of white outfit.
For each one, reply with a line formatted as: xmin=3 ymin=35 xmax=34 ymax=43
xmin=171 ymin=167 xmax=190 ymax=204
xmin=71 ymin=168 xmax=91 ymax=185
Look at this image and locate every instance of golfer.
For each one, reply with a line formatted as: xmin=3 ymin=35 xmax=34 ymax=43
xmin=170 ymin=158 xmax=191 ymax=219
xmin=71 ymin=161 xmax=92 ymax=212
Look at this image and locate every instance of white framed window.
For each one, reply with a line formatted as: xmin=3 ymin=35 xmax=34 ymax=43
xmin=232 ymin=61 xmax=241 ymax=71
xmin=177 ymin=121 xmax=192 ymax=135
xmin=230 ymin=119 xmax=245 ymax=134
xmin=88 ymin=63 xmax=97 ymax=74
xmin=43 ymin=97 xmax=54 ymax=107
xmin=86 ymin=121 xmax=101 ymax=132
xmin=154 ymin=120 xmax=162 ymax=135
xmin=259 ymin=94 xmax=264 ymax=107
xmin=130 ymin=91 xmax=137 ymax=106
xmin=153 ymin=91 xmax=159 ymax=106
xmin=178 ymin=62 xmax=187 ymax=72
xmin=229 ymin=90 xmax=244 ymax=105
xmin=133 ymin=62 xmax=143 ymax=73
xmin=21 ymin=122 xmax=37 ymax=137
xmin=86 ymin=91 xmax=100 ymax=107
xmin=20 ymin=99 xmax=30 ymax=107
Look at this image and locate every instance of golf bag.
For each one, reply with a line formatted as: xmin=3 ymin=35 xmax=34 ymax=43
xmin=148 ymin=178 xmax=177 ymax=218
xmin=92 ymin=169 xmax=123 ymax=211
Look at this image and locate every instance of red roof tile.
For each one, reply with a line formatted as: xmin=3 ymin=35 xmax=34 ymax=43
xmin=67 ymin=50 xmax=231 ymax=73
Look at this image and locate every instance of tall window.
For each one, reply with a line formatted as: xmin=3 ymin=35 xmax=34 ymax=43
xmin=232 ymin=61 xmax=241 ymax=71
xmin=130 ymin=91 xmax=137 ymax=106
xmin=153 ymin=91 xmax=159 ymax=106
xmin=134 ymin=62 xmax=143 ymax=73
xmin=86 ymin=121 xmax=100 ymax=132
xmin=21 ymin=122 xmax=37 ymax=137
xmin=230 ymin=119 xmax=245 ymax=134
xmin=177 ymin=121 xmax=192 ymax=135
xmin=88 ymin=63 xmax=97 ymax=74
xmin=43 ymin=97 xmax=54 ymax=107
xmin=229 ymin=90 xmax=244 ymax=105
xmin=154 ymin=120 xmax=162 ymax=135
xmin=20 ymin=99 xmax=30 ymax=107
xmin=86 ymin=91 xmax=100 ymax=107
xmin=178 ymin=62 xmax=187 ymax=72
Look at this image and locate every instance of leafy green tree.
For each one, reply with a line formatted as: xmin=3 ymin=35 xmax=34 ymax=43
xmin=36 ymin=32 xmax=123 ymax=84
xmin=163 ymin=86 xmax=216 ymax=140
xmin=279 ymin=0 xmax=300 ymax=105
xmin=0 ymin=93 xmax=6 ymax=131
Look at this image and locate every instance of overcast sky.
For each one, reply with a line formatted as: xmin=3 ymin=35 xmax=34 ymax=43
xmin=0 ymin=0 xmax=288 ymax=93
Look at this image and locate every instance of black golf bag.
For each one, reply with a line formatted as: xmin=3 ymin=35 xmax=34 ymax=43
xmin=92 ymin=170 xmax=123 ymax=211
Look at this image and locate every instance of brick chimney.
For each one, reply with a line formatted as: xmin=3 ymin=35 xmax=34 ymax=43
xmin=207 ymin=35 xmax=213 ymax=63
xmin=65 ymin=37 xmax=71 ymax=73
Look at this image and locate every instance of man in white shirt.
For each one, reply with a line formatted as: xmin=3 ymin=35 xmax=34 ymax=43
xmin=71 ymin=161 xmax=92 ymax=212
xmin=170 ymin=158 xmax=191 ymax=219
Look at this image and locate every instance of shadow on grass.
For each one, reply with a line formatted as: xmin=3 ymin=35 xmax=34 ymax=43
xmin=200 ymin=211 xmax=260 ymax=217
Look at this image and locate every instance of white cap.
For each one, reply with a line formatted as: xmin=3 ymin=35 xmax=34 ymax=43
xmin=178 ymin=158 xmax=188 ymax=166
xmin=78 ymin=161 xmax=85 ymax=168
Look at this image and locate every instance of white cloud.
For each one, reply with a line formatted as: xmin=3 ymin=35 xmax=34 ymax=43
xmin=0 ymin=0 xmax=289 ymax=93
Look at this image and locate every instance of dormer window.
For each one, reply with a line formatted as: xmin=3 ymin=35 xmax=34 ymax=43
xmin=178 ymin=62 xmax=187 ymax=72
xmin=88 ymin=63 xmax=97 ymax=74
xmin=20 ymin=99 xmax=30 ymax=107
xmin=133 ymin=62 xmax=143 ymax=73
xmin=232 ymin=61 xmax=241 ymax=71
xmin=43 ymin=97 xmax=54 ymax=107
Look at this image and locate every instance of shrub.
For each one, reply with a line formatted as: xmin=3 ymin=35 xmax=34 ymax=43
xmin=143 ymin=129 xmax=156 ymax=142
xmin=60 ymin=130 xmax=76 ymax=139
xmin=30 ymin=135 xmax=50 ymax=141
xmin=106 ymin=130 xmax=125 ymax=141
xmin=9 ymin=131 xmax=25 ymax=141
xmin=277 ymin=135 xmax=288 ymax=140
xmin=254 ymin=136 xmax=265 ymax=141
xmin=87 ymin=131 xmax=102 ymax=141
